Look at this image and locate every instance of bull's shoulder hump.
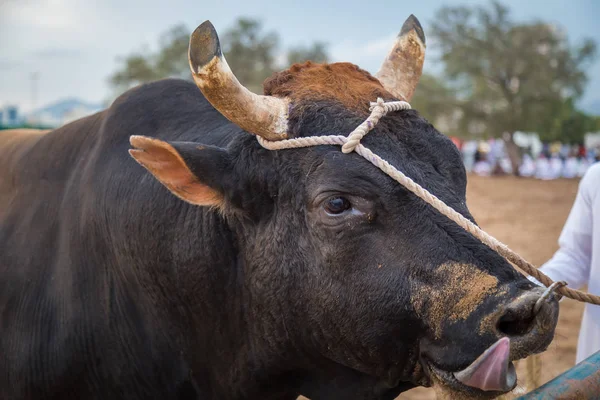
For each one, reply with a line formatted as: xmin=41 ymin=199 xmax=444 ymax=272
xmin=0 ymin=129 xmax=49 ymax=192
xmin=0 ymin=128 xmax=49 ymax=161
xmin=100 ymin=78 xmax=238 ymax=147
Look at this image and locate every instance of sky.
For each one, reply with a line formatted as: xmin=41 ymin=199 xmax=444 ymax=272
xmin=1 ymin=0 xmax=599 ymax=114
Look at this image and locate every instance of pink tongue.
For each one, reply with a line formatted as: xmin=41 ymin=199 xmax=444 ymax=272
xmin=453 ymin=337 xmax=514 ymax=391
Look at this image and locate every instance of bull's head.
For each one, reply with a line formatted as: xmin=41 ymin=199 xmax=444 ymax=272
xmin=129 ymin=16 xmax=559 ymax=399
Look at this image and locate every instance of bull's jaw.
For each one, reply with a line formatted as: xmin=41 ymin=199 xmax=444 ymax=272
xmin=424 ymin=338 xmax=518 ymax=399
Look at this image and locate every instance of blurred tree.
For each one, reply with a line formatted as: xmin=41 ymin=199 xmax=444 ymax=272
xmin=410 ymin=73 xmax=462 ymax=136
xmin=110 ymin=24 xmax=190 ymax=92
xmin=542 ymin=98 xmax=600 ymax=144
xmin=220 ymin=18 xmax=279 ymax=94
xmin=287 ymin=42 xmax=329 ymax=65
xmin=109 ymin=19 xmax=330 ymax=95
xmin=430 ymin=0 xmax=597 ymax=173
xmin=154 ymin=25 xmax=192 ymax=81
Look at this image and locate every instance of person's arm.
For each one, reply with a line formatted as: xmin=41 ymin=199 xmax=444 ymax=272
xmin=536 ymin=165 xmax=597 ymax=289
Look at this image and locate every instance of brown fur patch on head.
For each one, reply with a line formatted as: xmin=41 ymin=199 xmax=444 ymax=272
xmin=263 ymin=61 xmax=396 ymax=112
xmin=411 ymin=262 xmax=502 ymax=339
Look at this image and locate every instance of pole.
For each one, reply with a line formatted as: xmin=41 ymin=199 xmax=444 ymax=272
xmin=31 ymin=71 xmax=39 ymax=125
xmin=516 ymin=350 xmax=600 ymax=399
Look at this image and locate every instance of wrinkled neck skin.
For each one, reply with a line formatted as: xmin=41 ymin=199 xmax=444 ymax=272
xmin=155 ymin=202 xmax=416 ymax=400
xmin=162 ymin=132 xmax=426 ymax=399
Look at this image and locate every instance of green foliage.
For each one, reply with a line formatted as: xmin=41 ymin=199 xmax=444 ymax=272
xmin=543 ymin=98 xmax=600 ymax=143
xmin=220 ymin=18 xmax=279 ymax=94
xmin=410 ymin=73 xmax=462 ymax=136
xmin=107 ymin=5 xmax=598 ymax=147
xmin=287 ymin=42 xmax=329 ymax=66
xmin=0 ymin=123 xmax=54 ymax=130
xmin=110 ymin=24 xmax=190 ymax=91
xmin=429 ymin=0 xmax=597 ymax=141
xmin=154 ymin=25 xmax=192 ymax=81
xmin=109 ymin=19 xmax=329 ymax=95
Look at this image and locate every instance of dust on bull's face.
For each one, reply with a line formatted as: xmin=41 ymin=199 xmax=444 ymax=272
xmin=229 ymin=62 xmax=559 ymax=398
xmin=132 ymin=19 xmax=560 ymax=399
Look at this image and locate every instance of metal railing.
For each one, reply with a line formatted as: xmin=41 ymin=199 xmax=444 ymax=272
xmin=516 ymin=350 xmax=600 ymax=399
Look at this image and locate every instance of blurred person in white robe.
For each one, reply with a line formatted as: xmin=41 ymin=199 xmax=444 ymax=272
xmin=537 ymin=163 xmax=600 ymax=363
xmin=535 ymin=155 xmax=552 ymax=180
xmin=461 ymin=141 xmax=478 ymax=173
xmin=473 ymin=160 xmax=491 ymax=176
xmin=578 ymin=157 xmax=590 ymax=178
xmin=562 ymin=154 xmax=580 ymax=179
xmin=549 ymin=154 xmax=563 ymax=179
xmin=519 ymin=154 xmax=536 ymax=177
xmin=499 ymin=157 xmax=513 ymax=175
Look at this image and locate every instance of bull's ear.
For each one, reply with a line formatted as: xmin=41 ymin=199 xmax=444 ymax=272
xmin=128 ymin=135 xmax=230 ymax=207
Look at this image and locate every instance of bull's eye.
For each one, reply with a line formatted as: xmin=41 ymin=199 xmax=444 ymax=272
xmin=324 ymin=196 xmax=352 ymax=215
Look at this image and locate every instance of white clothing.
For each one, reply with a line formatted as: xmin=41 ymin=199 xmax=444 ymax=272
xmin=539 ymin=162 xmax=600 ymax=363
xmin=473 ymin=161 xmax=491 ymax=176
xmin=500 ymin=157 xmax=513 ymax=174
xmin=519 ymin=155 xmax=535 ymax=177
xmin=578 ymin=158 xmax=590 ymax=178
xmin=562 ymin=157 xmax=579 ymax=179
xmin=549 ymin=156 xmax=563 ymax=179
xmin=535 ymin=158 xmax=552 ymax=180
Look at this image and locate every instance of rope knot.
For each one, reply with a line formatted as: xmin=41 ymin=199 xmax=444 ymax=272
xmin=256 ymin=97 xmax=600 ymax=306
xmin=369 ymin=97 xmax=386 ymax=112
xmin=342 ymin=98 xmax=389 ymax=154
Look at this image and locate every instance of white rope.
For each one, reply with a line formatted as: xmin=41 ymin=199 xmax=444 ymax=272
xmin=257 ymin=98 xmax=600 ymax=306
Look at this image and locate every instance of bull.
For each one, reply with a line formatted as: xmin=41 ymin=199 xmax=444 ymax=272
xmin=0 ymin=15 xmax=558 ymax=400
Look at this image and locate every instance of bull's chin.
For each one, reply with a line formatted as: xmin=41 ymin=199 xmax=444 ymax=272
xmin=426 ymin=361 xmax=517 ymax=399
xmin=422 ymin=337 xmax=518 ymax=399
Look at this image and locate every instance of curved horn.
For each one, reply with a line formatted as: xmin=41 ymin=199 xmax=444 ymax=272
xmin=188 ymin=21 xmax=289 ymax=140
xmin=375 ymin=15 xmax=426 ymax=101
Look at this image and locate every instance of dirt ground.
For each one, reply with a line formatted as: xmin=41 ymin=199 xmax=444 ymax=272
xmin=398 ymin=175 xmax=584 ymax=399
xmin=300 ymin=174 xmax=584 ymax=400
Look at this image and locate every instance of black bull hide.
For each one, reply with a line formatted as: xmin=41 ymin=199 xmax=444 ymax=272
xmin=0 ymin=78 xmax=558 ymax=400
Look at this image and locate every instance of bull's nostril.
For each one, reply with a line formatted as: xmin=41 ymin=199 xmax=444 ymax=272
xmin=497 ymin=311 xmax=536 ymax=336
xmin=495 ymin=288 xmax=557 ymax=338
